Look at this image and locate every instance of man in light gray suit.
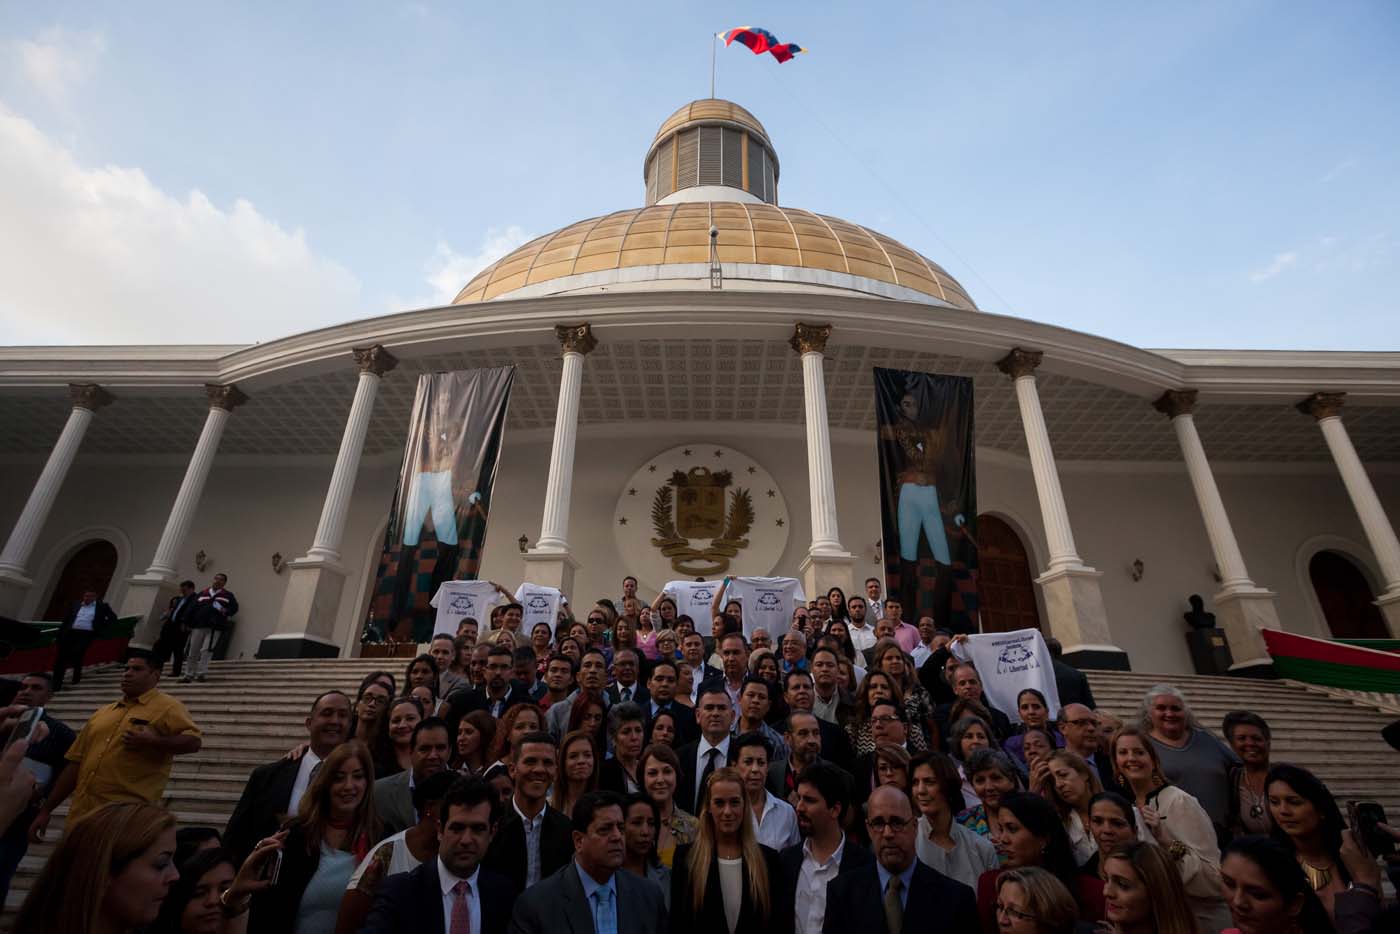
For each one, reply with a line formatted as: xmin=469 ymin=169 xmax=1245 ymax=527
xmin=508 ymin=790 xmax=667 ymax=934
xmin=374 ymin=717 xmax=451 ymax=837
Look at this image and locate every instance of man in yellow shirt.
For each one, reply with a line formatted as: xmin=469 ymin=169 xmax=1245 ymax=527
xmin=30 ymin=649 xmax=202 ymax=838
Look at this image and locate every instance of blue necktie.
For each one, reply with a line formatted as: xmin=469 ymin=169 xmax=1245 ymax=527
xmin=594 ymin=886 xmax=617 ymax=934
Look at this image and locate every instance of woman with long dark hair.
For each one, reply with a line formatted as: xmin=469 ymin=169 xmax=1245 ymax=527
xmin=551 ymin=730 xmax=599 ymax=818
xmin=642 ymin=743 xmax=697 ymax=870
xmin=566 ymin=688 xmax=608 ymax=750
xmin=975 ymin=791 xmax=1104 ymax=929
xmin=826 ymin=586 xmax=849 ymax=624
xmin=1003 ymin=688 xmax=1065 ymax=768
xmin=622 ymin=792 xmax=671 ymax=909
xmin=372 ymin=696 xmax=423 ymax=778
xmin=150 ymin=844 xmax=273 ymax=934
xmin=1082 ymin=791 xmax=1145 ymax=877
xmin=1265 ymin=764 xmax=1356 ymax=921
xmin=454 ymin=708 xmax=495 ymax=774
xmin=347 ymin=677 xmax=391 ymax=747
xmin=669 ymin=766 xmax=782 ymax=934
xmin=247 ymin=741 xmax=379 ymax=934
xmin=1221 ymin=834 xmax=1341 ymax=934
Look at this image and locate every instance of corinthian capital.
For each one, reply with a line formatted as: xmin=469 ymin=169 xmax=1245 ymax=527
xmin=554 ymin=323 xmax=598 ymax=356
xmin=789 ymin=322 xmax=833 ymax=355
xmin=996 ymin=348 xmax=1044 ymax=380
xmin=1152 ymin=389 xmax=1198 ymax=419
xmin=69 ymin=383 xmax=114 ymax=412
xmin=353 ymin=344 xmax=399 ymax=376
xmin=205 ymin=383 xmax=249 ymax=412
xmin=1297 ymin=391 xmax=1345 ymax=421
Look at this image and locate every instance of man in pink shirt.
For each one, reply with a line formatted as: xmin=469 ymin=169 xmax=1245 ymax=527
xmin=884 ymin=597 xmax=922 ymax=654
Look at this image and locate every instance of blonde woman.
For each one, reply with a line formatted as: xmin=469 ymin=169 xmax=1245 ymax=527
xmin=993 ymin=866 xmax=1079 ymax=934
xmin=1100 ymin=840 xmax=1198 ymax=934
xmin=669 ymin=766 xmax=783 ymax=934
xmin=1043 ymin=750 xmax=1104 ymax=866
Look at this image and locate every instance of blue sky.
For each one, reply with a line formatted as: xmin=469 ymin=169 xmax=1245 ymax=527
xmin=1 ymin=2 xmax=1396 ymax=349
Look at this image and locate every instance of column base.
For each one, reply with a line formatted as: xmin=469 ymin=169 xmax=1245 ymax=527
xmin=274 ymin=556 xmax=350 ymax=647
xmin=1377 ymin=591 xmax=1400 ymax=639
xmin=118 ymin=572 xmax=180 ymax=648
xmin=256 ymin=632 xmax=341 ymax=659
xmin=1034 ymin=565 xmax=1128 ymax=667
xmin=1214 ymin=585 xmax=1282 ymax=676
xmin=0 ymin=568 xmax=34 ymax=619
xmin=522 ymin=549 xmax=579 ymax=599
xmin=799 ymin=551 xmax=855 ymax=603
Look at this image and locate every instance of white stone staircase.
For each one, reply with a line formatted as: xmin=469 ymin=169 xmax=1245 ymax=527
xmin=6 ymin=660 xmax=1400 ymax=918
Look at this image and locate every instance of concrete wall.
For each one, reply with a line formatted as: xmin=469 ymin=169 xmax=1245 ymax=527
xmin=2 ymin=425 xmax=1396 ymax=674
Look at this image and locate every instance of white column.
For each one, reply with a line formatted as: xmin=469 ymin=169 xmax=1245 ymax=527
xmin=305 ymin=346 xmax=397 ymax=562
xmin=535 ymin=323 xmax=596 ymax=552
xmin=1155 ymin=390 xmax=1252 ymax=589
xmin=145 ymin=384 xmax=247 ymax=578
xmin=1301 ymin=393 xmax=1400 ymax=598
xmin=0 ymin=384 xmax=113 ymax=585
xmin=998 ymin=349 xmax=1085 ymax=572
xmin=792 ymin=323 xmax=845 ymax=554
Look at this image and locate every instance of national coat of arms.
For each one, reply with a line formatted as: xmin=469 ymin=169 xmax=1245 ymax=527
xmin=650 ymin=467 xmax=754 ymax=576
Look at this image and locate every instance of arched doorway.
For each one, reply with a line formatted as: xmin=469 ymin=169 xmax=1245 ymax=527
xmin=1309 ymin=550 xmax=1388 ymax=640
xmin=977 ymin=514 xmax=1041 ymax=633
xmin=41 ymin=539 xmax=119 ymax=621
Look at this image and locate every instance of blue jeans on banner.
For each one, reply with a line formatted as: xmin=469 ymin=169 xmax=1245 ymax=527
xmin=402 ymin=469 xmax=457 ymax=546
xmin=897 ymin=482 xmax=950 ymax=563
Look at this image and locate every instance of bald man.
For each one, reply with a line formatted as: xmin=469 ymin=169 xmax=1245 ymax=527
xmin=822 ymin=785 xmax=978 ymax=934
xmin=1057 ymin=702 xmax=1116 ymax=791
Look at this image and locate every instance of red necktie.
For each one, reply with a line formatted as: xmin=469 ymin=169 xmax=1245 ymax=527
xmin=451 ymin=879 xmax=472 ymax=934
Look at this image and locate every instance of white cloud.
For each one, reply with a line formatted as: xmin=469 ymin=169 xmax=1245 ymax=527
xmin=0 ymin=102 xmax=363 ymax=344
xmin=1320 ymin=157 xmax=1357 ymax=184
xmin=9 ymin=27 xmax=105 ymax=103
xmin=1248 ymin=250 xmax=1298 ymax=283
xmin=421 ymin=227 xmax=532 ymax=305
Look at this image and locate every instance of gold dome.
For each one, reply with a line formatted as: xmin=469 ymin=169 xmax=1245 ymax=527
xmin=452 ymin=202 xmax=977 ymax=310
xmin=650 ymin=99 xmax=772 ymax=150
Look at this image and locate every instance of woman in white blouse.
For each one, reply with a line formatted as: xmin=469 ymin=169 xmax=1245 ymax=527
xmin=1110 ymin=726 xmax=1232 ymax=933
xmin=1041 ymin=750 xmax=1104 ymax=868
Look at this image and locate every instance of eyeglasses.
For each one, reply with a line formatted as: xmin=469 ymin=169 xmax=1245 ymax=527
xmin=866 ymin=817 xmax=912 ymax=834
xmin=994 ymin=903 xmax=1039 ymax=923
xmin=870 ymin=715 xmax=902 ymax=725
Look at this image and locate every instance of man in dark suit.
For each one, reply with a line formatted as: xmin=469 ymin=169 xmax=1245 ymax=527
xmin=1045 ymin=637 xmax=1098 ymax=709
xmin=485 ymin=731 xmax=573 ymax=891
xmin=508 ymin=790 xmax=667 ymax=934
xmin=768 ymin=711 xmax=830 ymax=802
xmin=1057 ymin=702 xmax=1120 ymax=792
xmin=779 ymin=762 xmax=872 ymax=934
xmin=224 ymin=690 xmax=351 ymax=863
xmin=377 ymin=717 xmax=453 ymax=837
xmin=53 ymin=589 xmax=118 ymax=691
xmin=823 ymin=786 xmax=978 ymax=934
xmin=935 ymin=662 xmax=1014 ymax=743
xmin=363 ymin=777 xmax=518 ymax=934
xmin=674 ymin=685 xmax=735 ymax=814
xmin=604 ymin=647 xmax=650 ymax=707
xmin=781 ymin=670 xmax=854 ymax=771
xmin=642 ymin=659 xmax=697 ymax=745
xmin=680 ymin=632 xmax=721 ymax=702
xmin=151 ymin=580 xmax=197 ymax=678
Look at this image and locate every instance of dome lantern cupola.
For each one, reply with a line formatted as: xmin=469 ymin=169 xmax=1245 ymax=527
xmin=644 ymin=99 xmax=778 ymax=206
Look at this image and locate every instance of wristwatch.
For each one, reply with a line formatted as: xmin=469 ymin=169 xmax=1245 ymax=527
xmin=1166 ymin=842 xmax=1189 ymax=861
xmin=220 ymin=889 xmax=251 ymax=917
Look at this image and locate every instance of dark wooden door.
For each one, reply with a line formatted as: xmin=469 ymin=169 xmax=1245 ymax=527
xmin=41 ymin=540 xmax=118 ymax=621
xmin=977 ymin=515 xmax=1041 ymax=633
xmin=1309 ymin=550 xmax=1388 ymax=639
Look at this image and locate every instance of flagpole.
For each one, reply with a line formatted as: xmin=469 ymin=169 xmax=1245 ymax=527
xmin=710 ymin=34 xmax=716 ymax=98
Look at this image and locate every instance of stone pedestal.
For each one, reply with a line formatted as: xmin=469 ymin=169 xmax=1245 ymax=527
xmin=1214 ymin=586 xmax=1281 ymax=677
xmin=522 ymin=550 xmax=579 ymax=600
xmin=262 ymin=557 xmax=348 ymax=658
xmin=1035 ymin=566 xmax=1130 ymax=670
xmin=0 ymin=570 xmax=34 ymax=618
xmin=1378 ymin=591 xmax=1400 ymax=639
xmin=120 ymin=573 xmax=179 ymax=648
xmin=799 ymin=552 xmax=855 ymax=606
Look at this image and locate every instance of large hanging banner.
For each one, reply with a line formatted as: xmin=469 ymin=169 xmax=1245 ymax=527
xmin=873 ymin=367 xmax=979 ymax=632
xmin=368 ymin=367 xmax=514 ymax=644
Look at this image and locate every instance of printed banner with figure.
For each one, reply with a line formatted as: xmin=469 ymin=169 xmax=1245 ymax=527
xmin=950 ymin=628 xmax=1061 ymax=723
xmin=873 ymin=367 xmax=979 ymax=631
xmin=369 ymin=367 xmax=514 ymax=644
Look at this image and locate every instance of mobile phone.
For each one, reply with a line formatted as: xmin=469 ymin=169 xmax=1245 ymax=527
xmin=1352 ymin=801 xmax=1395 ymax=857
xmin=4 ymin=707 xmax=43 ymax=750
xmin=260 ymin=848 xmax=283 ymax=885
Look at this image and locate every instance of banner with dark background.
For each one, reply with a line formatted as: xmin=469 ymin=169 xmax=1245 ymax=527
xmin=369 ymin=367 xmax=514 ymax=643
xmin=873 ymin=367 xmax=979 ymax=632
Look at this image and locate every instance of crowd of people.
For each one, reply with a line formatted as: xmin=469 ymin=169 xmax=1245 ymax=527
xmin=4 ymin=572 xmax=1400 ymax=933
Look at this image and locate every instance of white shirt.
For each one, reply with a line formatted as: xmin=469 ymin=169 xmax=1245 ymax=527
xmin=796 ymin=833 xmax=847 ymax=934
xmin=72 ymin=602 xmax=97 ymax=631
xmin=752 ymin=791 xmax=800 ymax=850
xmin=693 ymin=736 xmax=731 ymax=811
xmin=910 ymin=643 xmax=933 ymax=669
xmin=663 ymin=579 xmax=723 ymax=624
xmin=914 ymin=815 xmax=999 ymax=891
xmin=847 ymin=621 xmax=877 ymax=653
xmin=514 ymin=797 xmax=547 ymax=887
xmin=287 ymin=749 xmax=323 ymax=815
xmin=347 ymin=830 xmax=422 ymax=889
xmin=437 ymin=857 xmax=481 ymax=934
xmin=514 ymin=583 xmax=566 ymax=631
xmin=721 ymin=577 xmax=806 ymax=641
xmin=430 ymin=580 xmax=501 ymax=631
xmin=718 ymin=856 xmax=744 ymax=933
